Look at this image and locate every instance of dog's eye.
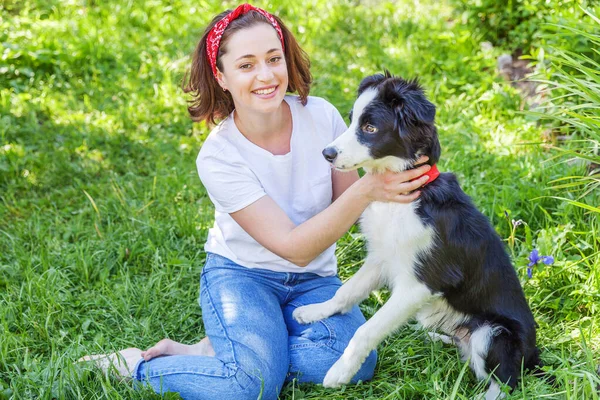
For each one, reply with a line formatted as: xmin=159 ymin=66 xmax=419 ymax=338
xmin=362 ymin=124 xmax=378 ymax=134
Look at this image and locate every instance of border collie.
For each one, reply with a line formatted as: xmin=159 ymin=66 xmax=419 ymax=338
xmin=293 ymin=72 xmax=540 ymax=399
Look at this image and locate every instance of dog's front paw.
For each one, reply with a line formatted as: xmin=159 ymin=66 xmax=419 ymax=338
xmin=293 ymin=303 xmax=328 ymax=324
xmin=323 ymin=357 xmax=358 ymax=388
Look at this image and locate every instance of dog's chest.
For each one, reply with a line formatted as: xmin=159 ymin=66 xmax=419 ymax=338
xmin=360 ymin=201 xmax=434 ymax=264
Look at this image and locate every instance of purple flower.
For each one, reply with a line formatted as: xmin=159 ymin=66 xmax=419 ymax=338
xmin=528 ymin=249 xmax=540 ymax=266
xmin=543 ymin=255 xmax=554 ymax=264
xmin=528 ymin=249 xmax=554 ymax=266
xmin=526 ymin=249 xmax=554 ymax=278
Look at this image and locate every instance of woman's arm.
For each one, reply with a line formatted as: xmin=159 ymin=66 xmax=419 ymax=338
xmin=230 ymin=163 xmax=431 ymax=267
xmin=332 ymin=169 xmax=360 ymax=202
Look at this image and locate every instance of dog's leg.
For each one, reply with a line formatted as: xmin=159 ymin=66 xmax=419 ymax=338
xmin=483 ymin=382 xmax=505 ymax=400
xmin=477 ymin=326 xmax=521 ymax=400
xmin=473 ymin=382 xmax=505 ymax=400
xmin=323 ymin=284 xmax=432 ymax=387
xmin=293 ymin=256 xmax=382 ymax=324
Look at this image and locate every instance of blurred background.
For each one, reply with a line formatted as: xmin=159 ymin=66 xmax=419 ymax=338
xmin=1 ymin=0 xmax=599 ymax=398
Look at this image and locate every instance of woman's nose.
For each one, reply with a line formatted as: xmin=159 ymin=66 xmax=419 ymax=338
xmin=256 ymin=63 xmax=275 ymax=81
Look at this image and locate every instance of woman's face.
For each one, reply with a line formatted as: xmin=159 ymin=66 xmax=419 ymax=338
xmin=217 ymin=23 xmax=289 ymax=116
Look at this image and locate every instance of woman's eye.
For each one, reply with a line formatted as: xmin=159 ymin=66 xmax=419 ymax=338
xmin=362 ymin=124 xmax=378 ymax=134
xmin=239 ymin=63 xmax=252 ymax=70
xmin=269 ymin=56 xmax=282 ymax=63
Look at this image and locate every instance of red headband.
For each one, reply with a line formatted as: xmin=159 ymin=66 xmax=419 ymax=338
xmin=206 ymin=3 xmax=285 ymax=78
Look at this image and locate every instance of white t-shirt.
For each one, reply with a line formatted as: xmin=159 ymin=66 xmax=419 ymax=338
xmin=196 ymin=95 xmax=347 ymax=276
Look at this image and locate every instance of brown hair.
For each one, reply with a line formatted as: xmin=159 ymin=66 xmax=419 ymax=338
xmin=183 ymin=9 xmax=312 ymax=126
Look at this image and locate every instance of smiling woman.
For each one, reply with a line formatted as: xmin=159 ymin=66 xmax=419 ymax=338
xmin=78 ymin=3 xmax=431 ymax=400
xmin=184 ymin=5 xmax=311 ymax=126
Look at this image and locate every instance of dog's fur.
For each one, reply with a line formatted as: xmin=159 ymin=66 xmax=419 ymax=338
xmin=293 ymin=72 xmax=540 ymax=399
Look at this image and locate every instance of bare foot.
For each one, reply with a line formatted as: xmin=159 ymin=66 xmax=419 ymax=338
xmin=78 ymin=347 xmax=143 ymax=380
xmin=141 ymin=337 xmax=215 ymax=361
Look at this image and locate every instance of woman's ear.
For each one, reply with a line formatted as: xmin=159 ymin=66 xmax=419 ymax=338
xmin=216 ymin=68 xmax=227 ymax=91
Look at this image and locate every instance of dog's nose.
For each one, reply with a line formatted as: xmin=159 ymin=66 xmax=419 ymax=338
xmin=322 ymin=147 xmax=338 ymax=163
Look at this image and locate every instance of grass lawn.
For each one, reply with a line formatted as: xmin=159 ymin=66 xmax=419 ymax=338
xmin=1 ymin=0 xmax=598 ymax=399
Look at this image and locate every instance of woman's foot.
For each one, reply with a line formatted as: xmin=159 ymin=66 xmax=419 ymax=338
xmin=141 ymin=337 xmax=215 ymax=361
xmin=78 ymin=347 xmax=143 ymax=380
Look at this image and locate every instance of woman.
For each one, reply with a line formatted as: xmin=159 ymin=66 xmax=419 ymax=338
xmin=81 ymin=4 xmax=431 ymax=399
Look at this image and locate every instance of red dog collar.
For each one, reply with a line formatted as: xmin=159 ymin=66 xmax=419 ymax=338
xmin=414 ymin=164 xmax=440 ymax=186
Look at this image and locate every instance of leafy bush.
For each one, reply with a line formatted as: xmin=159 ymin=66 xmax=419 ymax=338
xmin=523 ymin=8 xmax=600 ymax=330
xmin=451 ymin=0 xmax=592 ymax=51
xmin=530 ymin=8 xmax=599 ymax=212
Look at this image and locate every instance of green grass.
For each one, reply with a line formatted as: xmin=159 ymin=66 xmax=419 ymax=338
xmin=1 ymin=0 xmax=599 ymax=399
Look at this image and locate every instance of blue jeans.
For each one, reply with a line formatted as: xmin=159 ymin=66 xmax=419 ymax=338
xmin=132 ymin=253 xmax=377 ymax=400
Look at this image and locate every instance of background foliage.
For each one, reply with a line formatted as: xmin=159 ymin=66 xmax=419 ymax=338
xmin=1 ymin=0 xmax=599 ymax=399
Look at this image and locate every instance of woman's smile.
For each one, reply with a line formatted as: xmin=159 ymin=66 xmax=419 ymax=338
xmin=252 ymin=85 xmax=279 ymax=98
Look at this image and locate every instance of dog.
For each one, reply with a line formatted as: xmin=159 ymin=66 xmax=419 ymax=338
xmin=293 ymin=72 xmax=540 ymax=399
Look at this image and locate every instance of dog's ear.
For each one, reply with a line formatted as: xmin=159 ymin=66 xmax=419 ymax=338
xmin=403 ymin=91 xmax=436 ymax=124
xmin=358 ymin=73 xmax=387 ymax=96
xmin=428 ymin=131 xmax=442 ymax=165
xmin=384 ymin=79 xmax=436 ymax=125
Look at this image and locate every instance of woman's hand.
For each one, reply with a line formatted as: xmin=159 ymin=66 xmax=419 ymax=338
xmin=357 ymin=156 xmax=431 ymax=204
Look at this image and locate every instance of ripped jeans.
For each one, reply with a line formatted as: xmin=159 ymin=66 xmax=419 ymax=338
xmin=132 ymin=252 xmax=377 ymax=400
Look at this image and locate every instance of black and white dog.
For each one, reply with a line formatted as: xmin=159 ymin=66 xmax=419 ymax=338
xmin=293 ymin=72 xmax=540 ymax=399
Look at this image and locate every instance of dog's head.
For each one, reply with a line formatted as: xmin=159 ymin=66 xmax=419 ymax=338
xmin=323 ymin=71 xmax=440 ymax=172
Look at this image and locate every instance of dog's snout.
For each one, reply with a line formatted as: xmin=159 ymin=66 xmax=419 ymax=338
xmin=322 ymin=147 xmax=338 ymax=163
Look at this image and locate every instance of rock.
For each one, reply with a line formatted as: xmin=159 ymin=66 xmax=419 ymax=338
xmin=497 ymin=54 xmax=513 ymax=72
